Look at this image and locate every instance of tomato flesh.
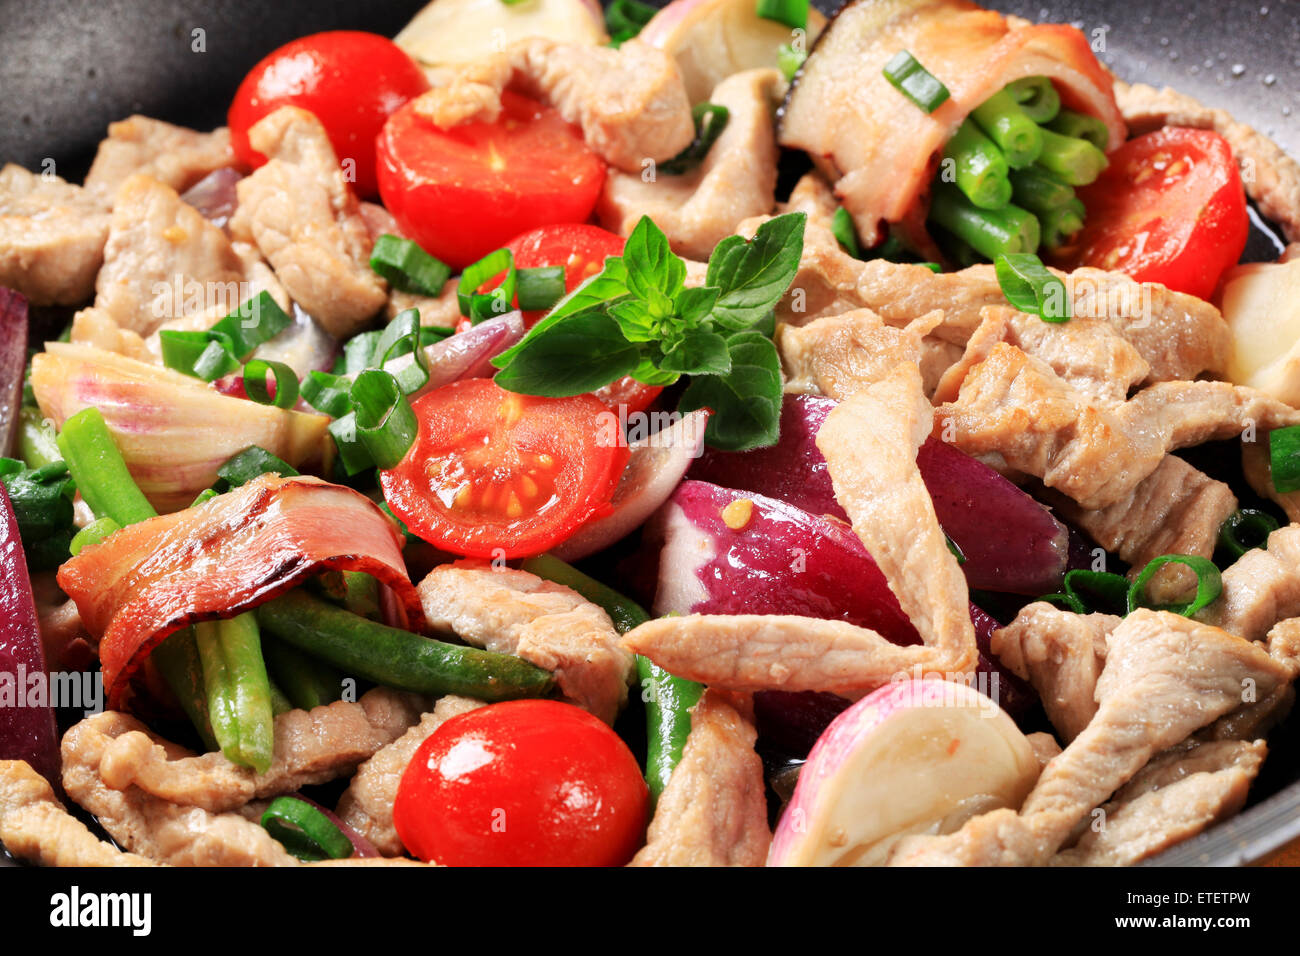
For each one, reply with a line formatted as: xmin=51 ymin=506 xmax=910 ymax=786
xmin=394 ymin=700 xmax=649 ymax=866
xmin=376 ymin=93 xmax=606 ymax=269
xmin=227 ymin=31 xmax=428 ymax=198
xmin=379 ymin=379 xmax=627 ymax=558
xmin=1052 ymin=127 xmax=1248 ymax=300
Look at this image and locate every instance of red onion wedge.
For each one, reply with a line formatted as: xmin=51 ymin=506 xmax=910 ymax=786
xmin=179 ymin=167 xmax=242 ymax=231
xmin=0 ymin=288 xmax=29 ymax=458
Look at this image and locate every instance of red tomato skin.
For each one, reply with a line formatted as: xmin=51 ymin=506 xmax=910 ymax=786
xmin=1057 ymin=127 xmax=1248 ymax=300
xmin=228 ymin=31 xmax=428 ymax=198
xmin=393 ymin=700 xmax=649 ymax=867
xmin=379 ymin=379 xmax=628 ymax=559
xmin=376 ymin=93 xmax=606 ymax=269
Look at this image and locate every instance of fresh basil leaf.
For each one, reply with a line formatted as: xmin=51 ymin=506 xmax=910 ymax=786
xmin=705 ymin=212 xmax=807 ymax=331
xmin=493 ymin=307 xmax=641 ymax=396
xmin=491 ymin=258 xmax=630 ymax=369
xmin=610 ymin=298 xmax=658 ymax=343
xmin=660 ymin=328 xmax=731 ymax=376
xmin=678 ymin=331 xmax=782 ymax=451
xmin=623 ymin=215 xmax=686 ymax=302
xmin=675 ymin=285 xmax=720 ymax=327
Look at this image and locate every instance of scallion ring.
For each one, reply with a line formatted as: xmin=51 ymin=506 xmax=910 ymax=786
xmin=370 ymin=234 xmax=452 ymax=296
xmin=458 ymin=249 xmax=517 ymax=325
xmin=260 ymin=796 xmax=353 ymax=861
xmin=883 ymin=50 xmax=950 ymax=114
xmin=69 ymin=516 xmax=121 ymax=556
xmin=756 ymin=0 xmax=808 ymax=31
xmin=158 ymin=329 xmax=241 ymax=382
xmin=1218 ymin=509 xmax=1280 ymax=560
xmin=350 ymin=370 xmax=418 ymax=469
xmin=1270 ymin=425 xmax=1300 ymax=494
xmin=242 ymin=359 xmax=300 ymax=409
xmin=373 ymin=308 xmax=430 ymax=394
xmin=1126 ymin=554 xmax=1222 ymax=617
xmin=301 ymin=371 xmax=354 ymax=418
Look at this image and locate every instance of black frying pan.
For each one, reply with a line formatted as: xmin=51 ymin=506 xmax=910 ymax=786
xmin=1 ymin=0 xmax=1298 ymax=867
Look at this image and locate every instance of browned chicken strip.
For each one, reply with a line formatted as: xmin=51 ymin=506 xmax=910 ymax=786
xmin=84 ymin=116 xmax=234 ymax=206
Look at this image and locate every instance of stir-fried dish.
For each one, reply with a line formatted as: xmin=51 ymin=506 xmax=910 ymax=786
xmin=3 ymin=0 xmax=1300 ymax=868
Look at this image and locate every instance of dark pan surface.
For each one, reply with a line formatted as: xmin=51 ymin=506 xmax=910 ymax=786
xmin=0 ymin=0 xmax=1297 ymax=867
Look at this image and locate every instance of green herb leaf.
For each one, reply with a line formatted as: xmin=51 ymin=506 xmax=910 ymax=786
xmin=623 ymin=215 xmax=686 ymax=302
xmin=705 ymin=212 xmax=807 ymax=331
xmin=675 ymin=285 xmax=720 ymax=326
xmin=491 ymin=258 xmax=630 ymax=369
xmin=660 ymin=328 xmax=731 ymax=376
xmin=678 ymin=331 xmax=782 ymax=451
xmin=493 ymin=308 xmax=641 ymax=397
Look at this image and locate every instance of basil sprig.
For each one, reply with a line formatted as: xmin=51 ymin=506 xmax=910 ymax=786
xmin=492 ymin=212 xmax=806 ymax=452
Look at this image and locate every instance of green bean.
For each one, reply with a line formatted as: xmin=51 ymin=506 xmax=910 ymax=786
xmin=255 ymin=591 xmax=555 ymax=702
xmin=638 ymin=655 xmax=703 ymax=805
xmin=1036 ymin=129 xmax=1109 ymax=186
xmin=262 ymin=635 xmax=344 ymax=711
xmin=929 ymin=181 xmax=1040 ymax=259
xmin=970 ymin=88 xmax=1044 ymax=168
xmin=1009 ymin=165 xmax=1076 ymax=215
xmin=1040 ymin=198 xmax=1087 ymax=249
xmin=196 ymin=614 xmax=274 ymax=773
xmin=150 ymin=629 xmax=218 ymax=751
xmin=1047 ymin=109 xmax=1110 ymax=151
xmin=1005 ymin=76 xmax=1060 ymax=123
xmin=520 ymin=554 xmax=649 ymax=634
xmin=942 ymin=119 xmax=1013 ymax=209
xmin=56 ymin=407 xmax=156 ymax=527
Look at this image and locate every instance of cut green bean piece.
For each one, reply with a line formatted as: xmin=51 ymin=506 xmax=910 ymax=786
xmin=638 ymin=655 xmax=703 ymax=804
xmin=69 ymin=516 xmax=121 ymax=556
xmin=196 ymin=614 xmax=274 ymax=773
xmin=56 ymin=407 xmax=156 ymax=527
xmin=151 ymin=629 xmax=219 ymax=752
xmin=929 ymin=181 xmax=1040 ymax=259
xmin=942 ymin=119 xmax=1012 ymax=209
xmin=1047 ymin=109 xmax=1110 ymax=151
xmin=520 ymin=554 xmax=649 ymax=634
xmin=1040 ymin=198 xmax=1086 ymax=249
xmin=970 ymin=88 xmax=1043 ymax=169
xmin=1005 ymin=76 xmax=1060 ymax=123
xmin=1009 ymin=165 xmax=1076 ymax=215
xmin=262 ymin=635 xmax=344 ymax=711
xmin=1036 ymin=129 xmax=1108 ymax=186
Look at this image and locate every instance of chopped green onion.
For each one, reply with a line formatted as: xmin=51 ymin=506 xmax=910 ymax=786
xmin=301 ymin=371 xmax=354 ymax=418
xmin=516 ymin=266 xmax=566 ymax=312
xmin=778 ymin=42 xmax=806 ymax=82
xmin=373 ymin=308 xmax=430 ymax=394
xmin=994 ymin=252 xmax=1071 ymax=323
xmin=328 ymin=412 xmax=375 ymax=477
xmin=342 ymin=330 xmax=383 ymax=376
xmin=659 ymin=103 xmax=731 ymax=176
xmin=1005 ymin=76 xmax=1060 ymax=124
xmin=1063 ymin=569 xmax=1129 ymax=616
xmin=605 ymin=0 xmax=656 ymax=46
xmin=756 ymin=0 xmax=807 ymax=31
xmin=370 ymin=234 xmax=452 ymax=296
xmin=350 ymin=370 xmax=418 ymax=469
xmin=1039 ymin=591 xmax=1085 ymax=614
xmin=918 ymin=262 xmax=942 ymax=273
xmin=458 ymin=249 xmax=516 ymax=325
xmin=1270 ymin=426 xmax=1300 ymax=493
xmin=242 ymin=359 xmax=300 ymax=409
xmin=1127 ymin=555 xmax=1222 ymax=617
xmin=945 ymin=535 xmax=966 ymax=565
xmin=56 ymin=407 xmax=157 ymax=527
xmin=883 ymin=50 xmax=950 ymax=114
xmin=263 ymin=793 xmax=354 ymax=862
xmin=1218 ymin=509 xmax=1280 ymax=560
xmin=1047 ymin=109 xmax=1110 ymax=151
xmin=831 ymin=207 xmax=861 ymax=258
xmin=158 ymin=329 xmax=241 ymax=382
xmin=216 ymin=446 xmax=299 ymax=489
xmin=69 ymin=516 xmax=121 ymax=556
xmin=190 ymin=488 xmax=218 ymax=508
xmin=209 ymin=290 xmax=293 ymax=359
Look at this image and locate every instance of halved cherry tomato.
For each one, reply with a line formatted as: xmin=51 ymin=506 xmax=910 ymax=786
xmin=227 ymin=31 xmax=428 ymax=198
xmin=379 ymin=379 xmax=628 ymax=558
xmin=376 ymin=92 xmax=606 ymax=269
xmin=394 ymin=700 xmax=649 ymax=867
xmin=1052 ymin=127 xmax=1248 ymax=300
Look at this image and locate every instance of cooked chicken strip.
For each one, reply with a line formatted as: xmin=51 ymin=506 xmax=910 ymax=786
xmin=991 ymin=603 xmax=1119 ymax=743
xmin=625 ymin=363 xmax=978 ymax=693
xmin=1203 ymin=524 xmax=1300 ymax=642
xmin=936 ymin=343 xmax=1300 ymax=510
xmin=630 ymin=691 xmax=770 ymax=867
xmin=1039 ymin=455 xmax=1238 ymax=605
xmin=890 ymin=610 xmax=1299 ymax=866
xmin=0 ymin=760 xmax=156 ymax=867
xmin=62 ymin=712 xmax=299 ymax=866
xmin=96 ymin=688 xmax=426 ymax=813
xmin=93 ymin=173 xmax=245 ymax=336
xmin=413 ymin=38 xmax=694 ymax=173
xmin=1115 ymin=80 xmax=1300 ymax=242
xmin=598 ymin=69 xmax=780 ymax=260
xmin=418 ymin=561 xmax=635 ymax=724
xmin=337 ymin=695 xmax=485 ymax=857
xmin=0 ymin=163 xmax=110 ymax=306
xmin=68 ymin=306 xmax=153 ymax=362
xmin=778 ymin=308 xmax=941 ymax=400
xmin=1052 ymin=740 xmax=1266 ymax=867
xmin=230 ymin=106 xmax=387 ymax=336
xmin=84 ymin=116 xmax=234 ymax=206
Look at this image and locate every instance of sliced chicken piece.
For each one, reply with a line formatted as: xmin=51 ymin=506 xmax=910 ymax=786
xmin=1204 ymin=524 xmax=1300 ymax=642
xmin=229 ymin=107 xmax=387 ymax=337
xmin=84 ymin=116 xmax=235 ymax=206
xmin=991 ymin=603 xmax=1118 ymax=743
xmin=933 ymin=305 xmax=1150 ymax=404
xmin=778 ymin=308 xmax=941 ymax=400
xmin=93 ymin=173 xmax=245 ymax=336
xmin=0 ymin=759 xmax=156 ymax=867
xmin=598 ymin=68 xmax=780 ymax=259
xmin=1039 ymin=455 xmax=1238 ymax=605
xmin=413 ymin=37 xmax=694 ymax=171
xmin=95 ymin=688 xmax=426 ymax=813
xmin=624 ymin=363 xmax=978 ymax=694
xmin=0 ymin=163 xmax=110 ymax=306
xmin=759 ymin=215 xmax=1231 ymax=384
xmin=418 ymin=560 xmax=635 ymax=724
xmin=68 ymin=306 xmax=153 ymax=362
xmin=1115 ymin=80 xmax=1300 ymax=242
xmin=889 ymin=610 xmax=1299 ymax=866
xmin=630 ymin=690 xmax=770 ymax=867
xmin=62 ymin=712 xmax=299 ymax=866
xmin=1026 ymin=732 xmax=1063 ymax=769
xmin=336 ymin=695 xmax=485 ymax=857
xmin=386 ymin=277 xmax=461 ymax=327
xmin=1052 ymin=739 xmax=1266 ymax=867
xmin=780 ymin=171 xmax=839 ymax=232
xmin=936 ymin=343 xmax=1300 ymax=510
